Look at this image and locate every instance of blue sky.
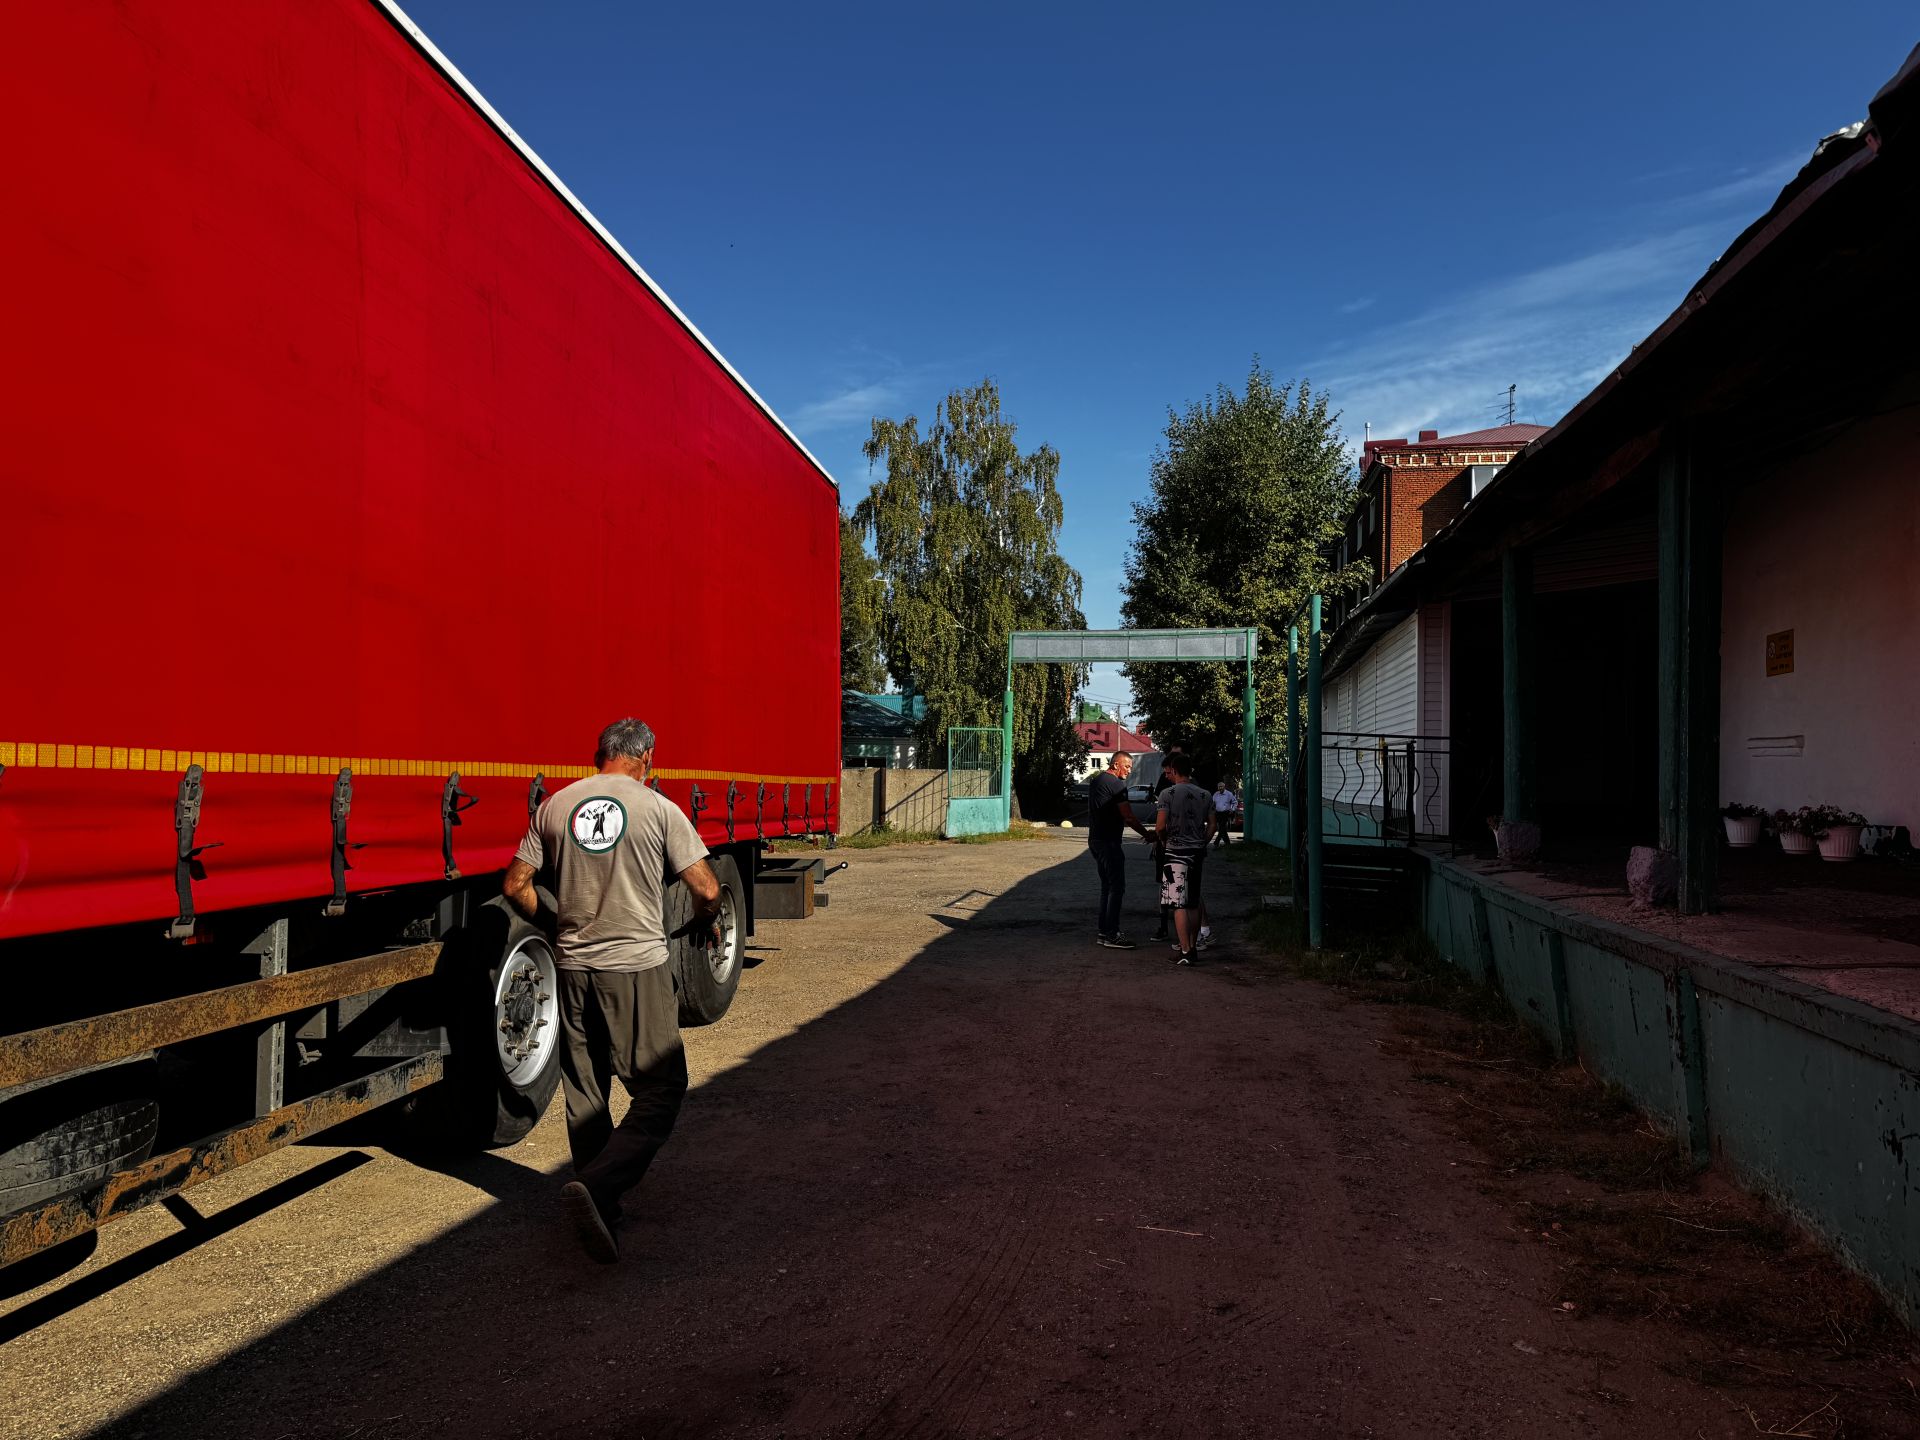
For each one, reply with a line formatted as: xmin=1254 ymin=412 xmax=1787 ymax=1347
xmin=401 ymin=1 xmax=1912 ymax=719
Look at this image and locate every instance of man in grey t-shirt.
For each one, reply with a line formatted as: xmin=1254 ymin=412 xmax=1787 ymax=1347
xmin=505 ymin=717 xmax=720 ymax=1262
xmin=1154 ymin=752 xmax=1217 ymax=966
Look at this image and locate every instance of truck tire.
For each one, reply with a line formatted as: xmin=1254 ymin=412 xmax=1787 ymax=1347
xmin=0 ymin=1057 xmax=161 ymax=1219
xmin=672 ymin=854 xmax=745 ymax=1027
xmin=433 ymin=896 xmax=564 ymax=1148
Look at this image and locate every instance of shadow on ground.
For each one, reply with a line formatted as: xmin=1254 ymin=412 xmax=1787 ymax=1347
xmin=39 ymin=840 xmax=1894 ymax=1439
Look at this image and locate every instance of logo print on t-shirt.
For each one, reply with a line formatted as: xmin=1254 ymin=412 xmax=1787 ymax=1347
xmin=567 ymin=796 xmax=627 ymax=854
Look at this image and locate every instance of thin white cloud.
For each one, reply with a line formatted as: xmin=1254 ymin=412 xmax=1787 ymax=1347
xmin=1338 ymin=296 xmax=1376 ymax=315
xmin=790 ymin=379 xmax=908 ymax=432
xmin=1314 ymin=151 xmax=1811 ymax=446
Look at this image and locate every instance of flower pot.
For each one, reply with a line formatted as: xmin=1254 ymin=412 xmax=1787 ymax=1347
xmin=1818 ymin=825 xmax=1864 ymax=863
xmin=1779 ymin=830 xmax=1816 ymax=857
xmin=1723 ymin=816 xmax=1763 ymax=848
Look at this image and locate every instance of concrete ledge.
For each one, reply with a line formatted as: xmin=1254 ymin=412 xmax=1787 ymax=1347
xmin=1417 ymin=850 xmax=1920 ymax=1323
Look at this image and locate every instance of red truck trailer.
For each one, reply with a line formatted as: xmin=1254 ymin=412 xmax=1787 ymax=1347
xmin=0 ymin=0 xmax=840 ymax=1271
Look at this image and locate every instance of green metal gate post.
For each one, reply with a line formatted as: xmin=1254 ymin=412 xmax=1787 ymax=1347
xmin=1285 ymin=626 xmax=1300 ymax=864
xmin=1241 ymin=628 xmax=1257 ymax=808
xmin=1305 ymin=596 xmax=1324 ymax=950
xmin=1002 ymin=638 xmax=1016 ymax=832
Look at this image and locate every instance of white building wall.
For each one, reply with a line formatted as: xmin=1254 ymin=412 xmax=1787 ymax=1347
xmin=1320 ymin=616 xmax=1420 ymax=814
xmin=1719 ymin=408 xmax=1919 ymax=830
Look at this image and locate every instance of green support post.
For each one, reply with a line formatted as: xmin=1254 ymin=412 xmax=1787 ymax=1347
xmin=1501 ymin=546 xmax=1538 ymax=829
xmin=1657 ymin=436 xmax=1720 ymax=914
xmin=1002 ymin=639 xmax=1015 ymax=832
xmin=1286 ymin=625 xmax=1301 ymax=908
xmin=1241 ymin=629 xmax=1256 ymax=815
xmin=1305 ymin=596 xmax=1324 ymax=950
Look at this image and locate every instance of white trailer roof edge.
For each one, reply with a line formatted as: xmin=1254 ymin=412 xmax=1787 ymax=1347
xmin=371 ymin=0 xmax=838 ymax=491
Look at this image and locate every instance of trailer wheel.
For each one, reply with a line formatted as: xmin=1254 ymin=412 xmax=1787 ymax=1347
xmin=434 ymin=896 xmax=563 ymax=1148
xmin=673 ymin=854 xmax=745 ymax=1026
xmin=0 ymin=1058 xmax=160 ymax=1220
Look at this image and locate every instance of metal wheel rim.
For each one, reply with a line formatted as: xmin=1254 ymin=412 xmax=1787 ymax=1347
xmin=708 ymin=885 xmax=742 ymax=986
xmin=494 ymin=935 xmax=560 ymax=1088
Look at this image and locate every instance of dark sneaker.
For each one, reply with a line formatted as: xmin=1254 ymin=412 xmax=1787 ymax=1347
xmin=1175 ymin=951 xmax=1195 ymax=966
xmin=1096 ymin=934 xmax=1137 ymax=950
xmin=562 ymin=1180 xmax=619 ymax=1264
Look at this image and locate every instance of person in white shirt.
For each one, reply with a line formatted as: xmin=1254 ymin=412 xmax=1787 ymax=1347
xmin=1212 ymin=780 xmax=1239 ymax=848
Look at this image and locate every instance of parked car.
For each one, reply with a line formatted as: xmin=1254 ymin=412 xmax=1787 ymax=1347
xmin=1125 ymin=752 xmax=1166 ymax=805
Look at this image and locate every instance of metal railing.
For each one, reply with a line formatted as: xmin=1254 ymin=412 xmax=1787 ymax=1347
xmin=1254 ymin=730 xmax=1452 ymax=846
xmin=1320 ymin=732 xmax=1451 ymax=844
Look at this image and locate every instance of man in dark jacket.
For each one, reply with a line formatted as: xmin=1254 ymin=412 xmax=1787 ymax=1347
xmin=1087 ymin=752 xmax=1152 ymax=948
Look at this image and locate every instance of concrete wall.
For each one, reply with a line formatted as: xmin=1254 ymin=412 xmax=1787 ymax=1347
xmin=836 ymin=767 xmax=949 ymax=837
xmin=1248 ymin=800 xmax=1289 ymax=848
xmin=1420 ymin=851 xmax=1920 ymax=1321
xmin=1720 ymin=407 xmax=1920 ymax=829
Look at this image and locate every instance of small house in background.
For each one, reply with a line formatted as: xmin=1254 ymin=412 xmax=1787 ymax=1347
xmin=1071 ymin=720 xmax=1154 ymax=783
xmin=842 ymin=691 xmax=926 ymax=769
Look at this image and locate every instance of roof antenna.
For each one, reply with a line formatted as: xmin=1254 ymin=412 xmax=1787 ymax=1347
xmin=1500 ymin=385 xmax=1517 ymax=426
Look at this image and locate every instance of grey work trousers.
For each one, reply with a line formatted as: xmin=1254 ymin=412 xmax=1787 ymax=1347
xmin=556 ymin=964 xmax=687 ymax=1215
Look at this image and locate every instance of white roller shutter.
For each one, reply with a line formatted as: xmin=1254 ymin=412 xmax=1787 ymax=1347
xmin=1373 ymin=616 xmax=1419 ymax=737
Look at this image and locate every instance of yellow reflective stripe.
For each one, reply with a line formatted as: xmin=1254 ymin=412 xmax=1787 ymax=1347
xmin=0 ymin=742 xmax=833 ymax=788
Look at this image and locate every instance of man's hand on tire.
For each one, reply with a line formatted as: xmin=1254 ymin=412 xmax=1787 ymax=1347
xmin=668 ymin=913 xmax=723 ymax=951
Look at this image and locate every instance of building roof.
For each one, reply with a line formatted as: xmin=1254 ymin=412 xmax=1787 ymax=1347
xmin=857 ymin=692 xmax=926 ymax=719
xmin=842 ymin=690 xmax=925 ymax=742
xmin=1363 ymin=423 xmax=1548 ymax=469
xmin=1075 ymin=721 xmax=1154 ymax=754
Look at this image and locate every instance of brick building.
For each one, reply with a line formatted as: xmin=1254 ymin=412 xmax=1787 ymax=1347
xmin=1330 ymin=424 xmax=1546 ymax=631
xmin=1312 ymin=425 xmax=1545 ymax=836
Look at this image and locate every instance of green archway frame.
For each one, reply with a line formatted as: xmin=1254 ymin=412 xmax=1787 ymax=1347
xmin=999 ymin=615 xmax=1326 ymax=950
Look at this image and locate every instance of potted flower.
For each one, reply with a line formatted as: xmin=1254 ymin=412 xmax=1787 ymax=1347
xmin=1721 ymin=802 xmax=1765 ymax=848
xmin=1806 ymin=804 xmax=1869 ymax=863
xmin=1773 ymin=808 xmax=1817 ymax=857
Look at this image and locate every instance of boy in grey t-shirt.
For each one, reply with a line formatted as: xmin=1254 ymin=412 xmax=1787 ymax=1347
xmin=1154 ymin=753 xmax=1216 ymax=965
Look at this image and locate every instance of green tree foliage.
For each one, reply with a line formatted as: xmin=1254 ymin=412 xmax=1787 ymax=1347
xmin=854 ymin=379 xmax=1087 ymax=812
xmin=839 ymin=509 xmax=886 ymax=692
xmin=1075 ymin=700 xmax=1116 ymax=723
xmin=1121 ymin=362 xmax=1368 ymax=782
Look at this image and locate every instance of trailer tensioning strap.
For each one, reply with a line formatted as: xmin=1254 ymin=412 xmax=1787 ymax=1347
xmin=325 ymin=767 xmax=360 ymax=917
xmin=169 ymin=765 xmax=221 ymax=940
xmin=441 ymin=772 xmax=477 ymax=881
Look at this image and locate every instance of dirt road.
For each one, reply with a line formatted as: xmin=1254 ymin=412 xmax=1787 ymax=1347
xmin=0 ymin=835 xmax=1905 ymax=1437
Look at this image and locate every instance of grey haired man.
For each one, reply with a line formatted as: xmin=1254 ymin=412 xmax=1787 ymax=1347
xmin=504 ymin=718 xmax=720 ymax=1262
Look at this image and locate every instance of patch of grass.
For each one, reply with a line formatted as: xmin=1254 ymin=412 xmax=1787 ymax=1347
xmin=1215 ymin=841 xmax=1291 ymax=883
xmin=1246 ymin=909 xmax=1513 ymax=1026
xmin=954 ymin=826 xmax=1050 ymax=845
xmin=819 ymin=829 xmax=942 ymax=850
xmin=774 ymin=824 xmax=1052 ymax=853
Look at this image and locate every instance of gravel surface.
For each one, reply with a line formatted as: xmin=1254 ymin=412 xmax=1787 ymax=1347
xmin=0 ymin=835 xmax=1892 ymax=1437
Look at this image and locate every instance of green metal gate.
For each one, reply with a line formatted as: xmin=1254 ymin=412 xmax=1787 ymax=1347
xmin=944 ymin=726 xmax=1006 ymax=837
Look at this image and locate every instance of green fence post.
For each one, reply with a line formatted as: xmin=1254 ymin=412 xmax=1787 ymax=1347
xmin=1306 ymin=596 xmax=1324 ymax=950
xmin=1001 ymin=637 xmax=1015 ymax=832
xmin=1241 ymin=628 xmax=1257 ymax=814
xmin=1290 ymin=622 xmax=1305 ymax=917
